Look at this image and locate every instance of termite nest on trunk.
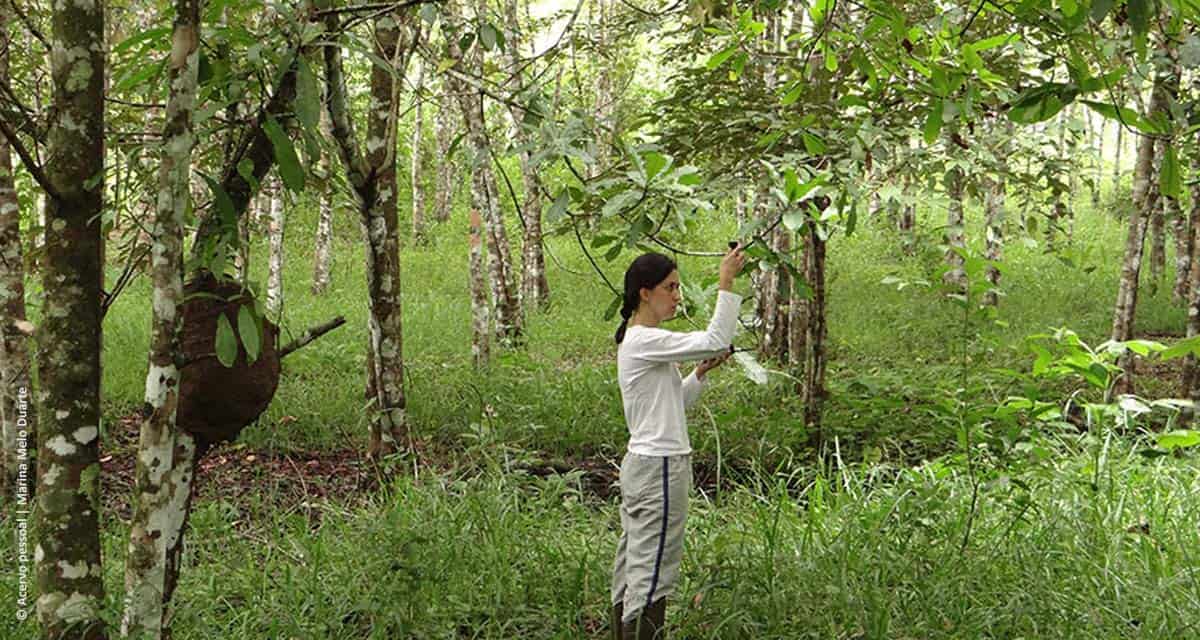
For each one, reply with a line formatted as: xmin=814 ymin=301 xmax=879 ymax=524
xmin=178 ymin=272 xmax=280 ymax=455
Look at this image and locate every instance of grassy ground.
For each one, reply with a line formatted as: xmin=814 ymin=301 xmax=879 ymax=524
xmin=5 ymin=177 xmax=1200 ymax=638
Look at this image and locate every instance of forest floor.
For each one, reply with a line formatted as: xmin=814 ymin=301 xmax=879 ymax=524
xmin=7 ymin=189 xmax=1200 ymax=638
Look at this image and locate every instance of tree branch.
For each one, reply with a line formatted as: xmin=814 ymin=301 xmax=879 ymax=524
xmin=279 ymin=316 xmax=347 ymax=358
xmin=0 ymin=113 xmax=59 ymax=200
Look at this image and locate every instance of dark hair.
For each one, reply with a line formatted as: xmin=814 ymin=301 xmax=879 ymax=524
xmin=615 ymin=253 xmax=677 ymax=344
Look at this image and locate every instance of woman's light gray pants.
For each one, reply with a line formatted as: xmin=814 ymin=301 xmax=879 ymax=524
xmin=611 ymin=451 xmax=691 ymax=623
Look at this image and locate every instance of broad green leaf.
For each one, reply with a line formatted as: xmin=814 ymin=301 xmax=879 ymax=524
xmin=781 ymin=81 xmax=804 ymax=106
xmin=295 ymin=58 xmax=321 ymax=131
xmin=1161 ymin=143 xmax=1182 ymax=200
xmin=733 ymin=351 xmax=769 ymax=385
xmin=802 ymin=133 xmax=826 ymax=155
xmin=238 ymin=304 xmax=261 ymax=364
xmin=1157 ymin=429 xmax=1200 ymax=451
xmin=643 ymin=152 xmax=670 ymax=181
xmin=782 ymin=209 xmax=806 ymax=231
xmin=1128 ymin=0 xmax=1149 ymax=36
xmin=602 ymin=189 xmax=641 ymax=218
xmin=200 ymin=172 xmax=237 ymax=229
xmin=706 ymin=44 xmax=739 ymax=70
xmin=1160 ymin=335 xmax=1200 ymax=360
xmin=480 ymin=24 xmax=498 ymax=50
xmin=923 ymin=99 xmax=943 ymax=145
xmin=264 ymin=116 xmax=305 ymax=192
xmin=545 ymin=191 xmax=569 ymax=224
xmin=215 ymin=312 xmax=238 ymax=367
xmin=1090 ymin=0 xmax=1115 ymax=21
xmin=604 ymin=294 xmax=621 ymax=321
xmin=971 ymin=33 xmax=1020 ymax=51
xmin=1080 ymin=100 xmax=1158 ymax=133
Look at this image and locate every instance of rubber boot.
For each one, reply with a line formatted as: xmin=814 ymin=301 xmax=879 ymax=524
xmin=611 ymin=602 xmax=623 ymax=640
xmin=622 ymin=597 xmax=666 ymax=640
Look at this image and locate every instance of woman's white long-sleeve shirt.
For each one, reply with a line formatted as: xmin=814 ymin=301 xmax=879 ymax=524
xmin=617 ymin=290 xmax=743 ymax=456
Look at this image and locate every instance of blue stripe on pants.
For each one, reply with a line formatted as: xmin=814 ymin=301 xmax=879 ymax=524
xmin=645 ymin=457 xmax=668 ymax=609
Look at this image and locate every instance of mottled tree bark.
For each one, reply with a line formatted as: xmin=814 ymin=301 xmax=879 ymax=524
xmin=1093 ymin=111 xmax=1104 ymax=209
xmin=1181 ymin=183 xmax=1200 ymax=412
xmin=469 ymin=207 xmax=490 ymax=366
xmin=322 ymin=4 xmax=412 ymax=457
xmin=411 ymin=58 xmax=428 ymax=245
xmin=1112 ymin=120 xmax=1124 ymax=209
xmin=0 ymin=9 xmax=33 ymax=496
xmin=1149 ymin=146 xmax=1166 ymax=294
xmin=802 ymin=225 xmax=827 ymax=446
xmin=34 ymin=0 xmax=107 ymax=634
xmin=266 ymin=177 xmax=284 ymax=316
xmin=312 ymin=108 xmax=334 ymax=295
xmin=762 ymin=225 xmax=792 ymax=361
xmin=786 ymin=229 xmax=807 ymax=375
xmin=433 ymin=81 xmax=458 ymax=223
xmin=1172 ymin=191 xmax=1189 ymax=305
xmin=983 ymin=174 xmax=1005 ymax=307
xmin=121 ymin=2 xmax=201 ymax=636
xmin=504 ymin=0 xmax=549 ymax=311
xmin=445 ymin=0 xmax=522 ymax=343
xmin=1112 ymin=75 xmax=1169 ymax=396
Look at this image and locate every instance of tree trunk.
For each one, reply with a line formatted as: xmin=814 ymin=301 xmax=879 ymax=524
xmin=322 ymin=5 xmax=412 ymax=457
xmin=1172 ymin=190 xmax=1189 ymax=305
xmin=121 ymin=2 xmax=201 ymax=635
xmin=1181 ymin=183 xmax=1200 ymax=412
xmin=787 ymin=229 xmax=807 ymax=375
xmin=802 ymin=225 xmax=827 ymax=447
xmin=1149 ymin=145 xmax=1166 ymax=295
xmin=411 ymin=58 xmax=428 ymax=246
xmin=1112 ymin=76 xmax=1169 ymax=395
xmin=943 ymin=139 xmax=966 ymax=288
xmin=35 ymin=0 xmax=107 ymax=634
xmin=593 ymin=0 xmax=611 ymax=170
xmin=266 ymin=177 xmax=285 ymax=316
xmin=0 ymin=9 xmax=33 ymax=497
xmin=313 ymin=107 xmax=334 ymax=294
xmin=446 ymin=0 xmax=522 ymax=344
xmin=504 ymin=0 xmax=549 ymax=311
xmin=983 ymin=175 xmax=1004 ymax=306
xmin=1112 ymin=121 xmax=1124 ymax=211
xmin=762 ymin=225 xmax=791 ymax=361
xmin=433 ymin=81 xmax=458 ymax=223
xmin=469 ymin=206 xmax=490 ymax=366
xmin=1093 ymin=111 xmax=1104 ymax=209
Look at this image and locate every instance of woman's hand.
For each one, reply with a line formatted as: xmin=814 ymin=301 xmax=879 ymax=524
xmin=718 ymin=245 xmax=746 ymax=291
xmin=696 ymin=349 xmax=733 ymax=380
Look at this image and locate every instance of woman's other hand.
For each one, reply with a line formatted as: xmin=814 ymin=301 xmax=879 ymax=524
xmin=696 ymin=349 xmax=733 ymax=380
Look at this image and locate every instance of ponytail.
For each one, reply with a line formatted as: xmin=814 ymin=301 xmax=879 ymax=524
xmin=613 ymin=291 xmax=639 ymax=344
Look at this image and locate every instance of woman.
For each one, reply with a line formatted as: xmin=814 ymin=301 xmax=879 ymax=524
xmin=610 ymin=246 xmax=746 ymax=639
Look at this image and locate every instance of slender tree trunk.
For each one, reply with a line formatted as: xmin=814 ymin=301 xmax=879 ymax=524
xmin=0 ymin=9 xmax=33 ymax=496
xmin=266 ymin=177 xmax=284 ymax=316
xmin=803 ymin=224 xmax=827 ymax=447
xmin=312 ymin=107 xmax=334 ymax=294
xmin=983 ymin=176 xmax=1004 ymax=306
xmin=35 ymin=0 xmax=107 ymax=634
xmin=504 ymin=0 xmax=549 ymax=311
xmin=411 ymin=58 xmax=428 ymax=245
xmin=121 ymin=2 xmax=201 ymax=636
xmin=433 ymin=81 xmax=458 ymax=223
xmin=1112 ymin=121 xmax=1124 ymax=211
xmin=1093 ymin=111 xmax=1104 ymax=209
xmin=469 ymin=206 xmax=490 ymax=365
xmin=1172 ymin=190 xmax=1189 ymax=305
xmin=787 ymin=229 xmax=807 ymax=374
xmin=446 ymin=0 xmax=522 ymax=344
xmin=1149 ymin=145 xmax=1166 ymax=294
xmin=1181 ymin=183 xmax=1200 ymax=413
xmin=944 ymin=138 xmax=966 ymax=288
xmin=1112 ymin=76 xmax=1169 ymax=395
xmin=594 ymin=0 xmax=611 ymax=170
xmin=322 ymin=5 xmax=412 ymax=457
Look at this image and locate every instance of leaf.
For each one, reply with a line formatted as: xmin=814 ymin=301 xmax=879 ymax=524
xmin=1160 ymin=335 xmax=1200 ymax=360
xmin=295 ymin=58 xmax=321 ymax=131
xmin=782 ymin=209 xmax=807 ymax=231
xmin=733 ymin=351 xmax=769 ymax=385
xmin=1157 ymin=429 xmax=1200 ymax=451
xmin=643 ymin=151 xmax=670 ymax=181
xmin=200 ymin=172 xmax=237 ymax=230
xmin=923 ymin=99 xmax=943 ymax=145
xmin=215 ymin=312 xmax=238 ymax=368
xmin=802 ymin=133 xmax=826 ymax=155
xmin=545 ymin=191 xmax=570 ymax=224
xmin=480 ymin=23 xmax=498 ymax=50
xmin=971 ymin=33 xmax=1020 ymax=52
xmin=707 ymin=44 xmax=740 ymax=70
xmin=238 ymin=304 xmax=261 ymax=364
xmin=1128 ymin=0 xmax=1149 ymax=37
xmin=1161 ymin=143 xmax=1182 ymax=201
xmin=264 ymin=116 xmax=305 ymax=192
xmin=1090 ymin=0 xmax=1115 ymax=22
xmin=604 ymin=294 xmax=621 ymax=321
xmin=1080 ymin=100 xmax=1158 ymax=134
xmin=602 ymin=189 xmax=640 ymax=218
xmin=781 ymin=81 xmax=804 ymax=106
